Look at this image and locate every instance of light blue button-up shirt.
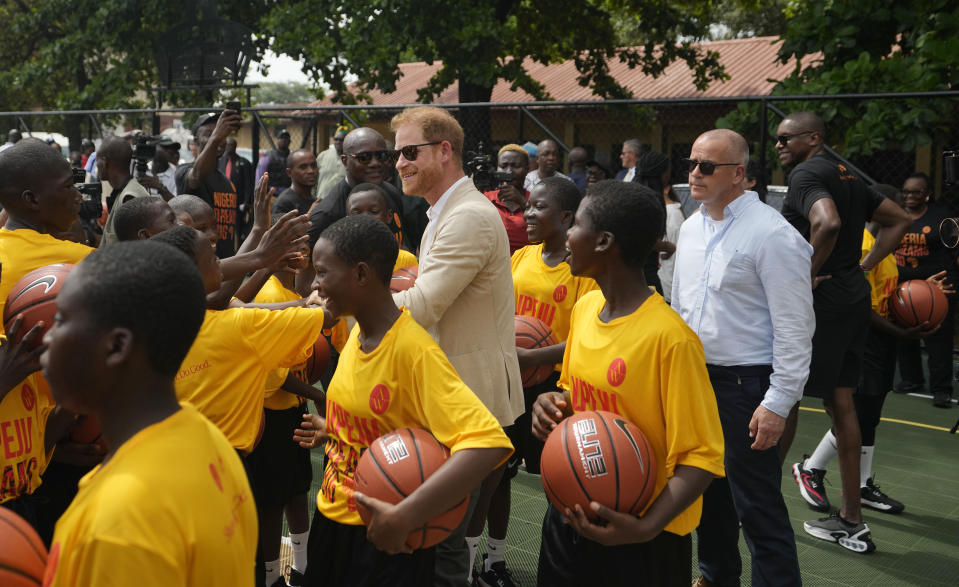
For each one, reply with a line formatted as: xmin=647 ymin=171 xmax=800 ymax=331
xmin=672 ymin=191 xmax=815 ymax=417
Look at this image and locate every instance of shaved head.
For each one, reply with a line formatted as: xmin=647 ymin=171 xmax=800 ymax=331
xmin=699 ymin=129 xmax=750 ymax=165
xmin=98 ymin=137 xmax=133 ymax=167
xmin=782 ymin=112 xmax=825 ymax=138
xmin=342 ymin=128 xmax=386 ymax=153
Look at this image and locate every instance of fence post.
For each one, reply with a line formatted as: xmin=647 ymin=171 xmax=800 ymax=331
xmin=759 ymin=97 xmax=767 ymax=184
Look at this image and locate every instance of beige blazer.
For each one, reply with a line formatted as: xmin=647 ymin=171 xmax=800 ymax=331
xmin=393 ymin=179 xmax=524 ymax=426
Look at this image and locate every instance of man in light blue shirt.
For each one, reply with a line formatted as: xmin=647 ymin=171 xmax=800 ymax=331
xmin=673 ymin=129 xmax=812 ymax=587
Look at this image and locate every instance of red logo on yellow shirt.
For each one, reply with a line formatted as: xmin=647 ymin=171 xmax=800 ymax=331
xmin=209 ymin=458 xmax=224 ymax=492
xmin=369 ymin=384 xmax=391 ymax=415
xmin=553 ymin=285 xmax=568 ymax=303
xmin=21 ymin=384 xmax=35 ymax=411
xmin=607 ymin=358 xmax=626 ymax=387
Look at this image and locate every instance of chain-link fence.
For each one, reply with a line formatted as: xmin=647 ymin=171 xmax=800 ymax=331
xmin=3 ymin=92 xmax=957 ymax=206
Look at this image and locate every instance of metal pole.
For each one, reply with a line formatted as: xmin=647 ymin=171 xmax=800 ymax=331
xmin=759 ymin=98 xmax=767 ymax=184
xmin=519 ymin=106 xmax=569 ymax=152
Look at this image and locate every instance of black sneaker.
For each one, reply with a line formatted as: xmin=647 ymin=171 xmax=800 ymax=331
xmin=792 ymin=455 xmax=830 ymax=512
xmin=893 ymin=381 xmax=924 ymax=394
xmin=476 ymin=555 xmax=518 ymax=587
xmin=933 ymin=392 xmax=953 ymax=408
xmin=861 ymin=478 xmax=904 ymax=514
xmin=803 ymin=512 xmax=876 ymax=553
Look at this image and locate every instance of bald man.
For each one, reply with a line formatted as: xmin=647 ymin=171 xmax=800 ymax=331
xmin=523 ymin=139 xmax=570 ymax=191
xmin=672 ymin=129 xmax=812 ymax=586
xmin=777 ymin=112 xmax=910 ymax=555
xmin=306 ymin=127 xmax=412 ymax=254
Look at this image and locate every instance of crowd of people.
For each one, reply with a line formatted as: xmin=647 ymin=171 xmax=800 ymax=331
xmin=0 ymin=104 xmax=953 ymax=587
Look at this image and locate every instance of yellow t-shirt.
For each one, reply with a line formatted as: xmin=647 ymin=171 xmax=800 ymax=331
xmin=862 ymin=229 xmax=899 ymax=319
xmin=558 ymin=290 xmax=725 ymax=536
xmin=394 ymin=249 xmax=417 ymax=272
xmin=0 ymin=228 xmax=93 ymax=335
xmin=175 ymin=306 xmax=325 ymax=452
xmin=254 ymin=276 xmax=309 ymax=411
xmin=43 ymin=404 xmax=257 ymax=587
xmin=319 ymin=310 xmax=513 ymax=525
xmin=0 ymin=373 xmax=52 ymax=503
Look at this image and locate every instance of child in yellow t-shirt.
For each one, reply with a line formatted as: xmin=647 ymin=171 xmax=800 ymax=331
xmin=150 ymin=225 xmax=326 ymax=455
xmin=472 ymin=176 xmax=598 ymax=583
xmin=531 ymin=180 xmax=725 ymax=586
xmin=293 ymin=215 xmax=512 ymax=587
xmin=0 ymin=139 xmax=98 ymax=539
xmin=247 ymin=231 xmax=317 ymax=586
xmin=41 ymin=240 xmax=257 ymax=587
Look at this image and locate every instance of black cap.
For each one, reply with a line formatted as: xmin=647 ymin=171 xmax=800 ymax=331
xmin=277 ymin=129 xmax=291 ymax=139
xmin=192 ymin=112 xmax=220 ymax=135
xmin=158 ymin=139 xmax=181 ymax=150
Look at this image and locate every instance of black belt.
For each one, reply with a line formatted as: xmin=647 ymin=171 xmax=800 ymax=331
xmin=705 ymin=364 xmax=773 ymax=378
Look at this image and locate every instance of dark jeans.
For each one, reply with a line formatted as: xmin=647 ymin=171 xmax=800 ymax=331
xmin=897 ymin=299 xmax=955 ymax=397
xmin=696 ymin=365 xmax=801 ymax=587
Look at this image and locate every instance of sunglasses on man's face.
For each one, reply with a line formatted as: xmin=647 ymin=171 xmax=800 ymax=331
xmin=391 ymin=141 xmax=442 ymax=162
xmin=345 ymin=150 xmax=394 ymax=164
xmin=681 ymin=158 xmax=740 ymax=176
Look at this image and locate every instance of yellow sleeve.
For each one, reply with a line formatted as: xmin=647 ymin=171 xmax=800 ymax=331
xmin=393 ymin=249 xmax=418 ymax=271
xmin=49 ymin=540 xmax=183 ymax=587
xmin=510 ymin=245 xmax=528 ymax=275
xmin=411 ymin=345 xmax=513 ymax=464
xmin=241 ymin=307 xmax=326 ymax=369
xmin=575 ymin=275 xmax=600 ymax=301
xmin=661 ymin=339 xmax=725 ymax=479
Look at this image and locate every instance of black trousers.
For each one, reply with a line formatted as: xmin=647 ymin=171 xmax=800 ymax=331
xmin=696 ymin=365 xmax=801 ymax=587
xmin=897 ymin=299 xmax=955 ymax=397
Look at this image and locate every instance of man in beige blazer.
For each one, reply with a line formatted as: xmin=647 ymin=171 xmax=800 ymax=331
xmin=391 ymin=106 xmax=524 ymax=586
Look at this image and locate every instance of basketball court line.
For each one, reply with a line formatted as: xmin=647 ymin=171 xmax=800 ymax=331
xmin=798 ymin=405 xmax=953 ymax=432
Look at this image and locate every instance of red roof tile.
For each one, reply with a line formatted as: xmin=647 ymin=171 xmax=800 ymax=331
xmin=308 ymin=36 xmax=816 ymax=107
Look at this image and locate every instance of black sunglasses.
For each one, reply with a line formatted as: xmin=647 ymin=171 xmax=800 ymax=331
xmin=345 ymin=150 xmax=393 ymax=164
xmin=776 ymin=131 xmax=815 ymax=145
xmin=681 ymin=158 xmax=740 ymax=176
xmin=391 ymin=141 xmax=442 ymax=162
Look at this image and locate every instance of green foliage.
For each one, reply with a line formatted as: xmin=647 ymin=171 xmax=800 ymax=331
xmin=262 ymin=0 xmax=730 ymax=105
xmin=249 ymin=82 xmax=318 ymax=105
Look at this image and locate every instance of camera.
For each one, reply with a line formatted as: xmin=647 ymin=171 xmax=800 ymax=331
xmin=938 ymin=149 xmax=959 ymax=247
xmin=132 ymin=134 xmax=163 ymax=178
xmin=72 ymin=168 xmax=102 ymax=221
xmin=466 ymin=142 xmax=513 ymax=191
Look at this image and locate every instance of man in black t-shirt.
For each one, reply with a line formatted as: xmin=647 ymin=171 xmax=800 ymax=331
xmin=272 ymin=149 xmax=318 ymax=216
xmin=175 ymin=110 xmax=242 ymax=258
xmin=777 ymin=111 xmax=909 ymax=554
xmin=306 ymin=127 xmax=423 ymax=253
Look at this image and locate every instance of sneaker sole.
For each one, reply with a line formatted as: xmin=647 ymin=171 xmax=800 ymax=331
xmin=803 ymin=522 xmax=876 ymax=554
xmin=861 ymin=498 xmax=904 ymax=514
xmin=792 ymin=463 xmax=830 ymax=512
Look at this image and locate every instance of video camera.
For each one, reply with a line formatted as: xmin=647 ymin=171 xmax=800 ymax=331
xmin=72 ymin=168 xmax=102 ymax=221
xmin=937 ymin=150 xmax=959 ymax=247
xmin=466 ymin=142 xmax=513 ymax=192
xmin=131 ymin=134 xmax=164 ymax=178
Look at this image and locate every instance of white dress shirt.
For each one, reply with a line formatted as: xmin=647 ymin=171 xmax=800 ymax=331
xmin=422 ymin=175 xmax=470 ymax=252
xmin=672 ymin=191 xmax=815 ymax=417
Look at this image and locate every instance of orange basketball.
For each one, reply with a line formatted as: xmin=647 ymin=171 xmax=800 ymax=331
xmin=354 ymin=428 xmax=469 ymax=550
xmin=514 ymin=315 xmax=558 ymax=387
xmin=540 ymin=410 xmax=657 ymax=522
xmin=390 ymin=265 xmax=418 ymax=293
xmin=69 ymin=414 xmax=108 ymax=452
xmin=891 ymin=279 xmax=949 ymax=328
xmin=0 ymin=507 xmax=47 ymax=586
xmin=3 ymin=264 xmax=75 ymax=348
xmin=303 ymin=333 xmax=331 ymax=385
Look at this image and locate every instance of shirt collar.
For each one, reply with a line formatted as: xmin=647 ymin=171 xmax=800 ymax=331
xmin=698 ymin=190 xmax=758 ymax=221
xmin=427 ymin=175 xmax=469 ymax=223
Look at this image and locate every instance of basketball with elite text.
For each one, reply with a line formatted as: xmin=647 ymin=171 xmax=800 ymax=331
xmin=540 ymin=410 xmax=657 ymax=522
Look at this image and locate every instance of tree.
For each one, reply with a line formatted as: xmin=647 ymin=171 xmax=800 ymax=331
xmin=250 ymin=82 xmax=318 ymax=105
xmin=263 ymin=0 xmax=729 ymax=106
xmin=718 ymin=0 xmax=957 ymax=187
xmin=0 ymin=1 xmax=269 ymax=148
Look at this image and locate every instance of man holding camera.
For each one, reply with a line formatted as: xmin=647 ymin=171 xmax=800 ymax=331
xmin=97 ymin=137 xmax=151 ymax=248
xmin=482 ymin=144 xmax=531 ymax=254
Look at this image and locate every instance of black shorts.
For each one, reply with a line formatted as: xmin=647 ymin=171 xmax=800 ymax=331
xmin=245 ymin=406 xmax=313 ymax=508
xmin=505 ymin=371 xmax=560 ymax=478
xmin=857 ymin=326 xmax=897 ymax=398
xmin=536 ymin=503 xmax=692 ymax=586
xmin=304 ymin=509 xmax=434 ymax=587
xmin=804 ymin=295 xmax=871 ymax=402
